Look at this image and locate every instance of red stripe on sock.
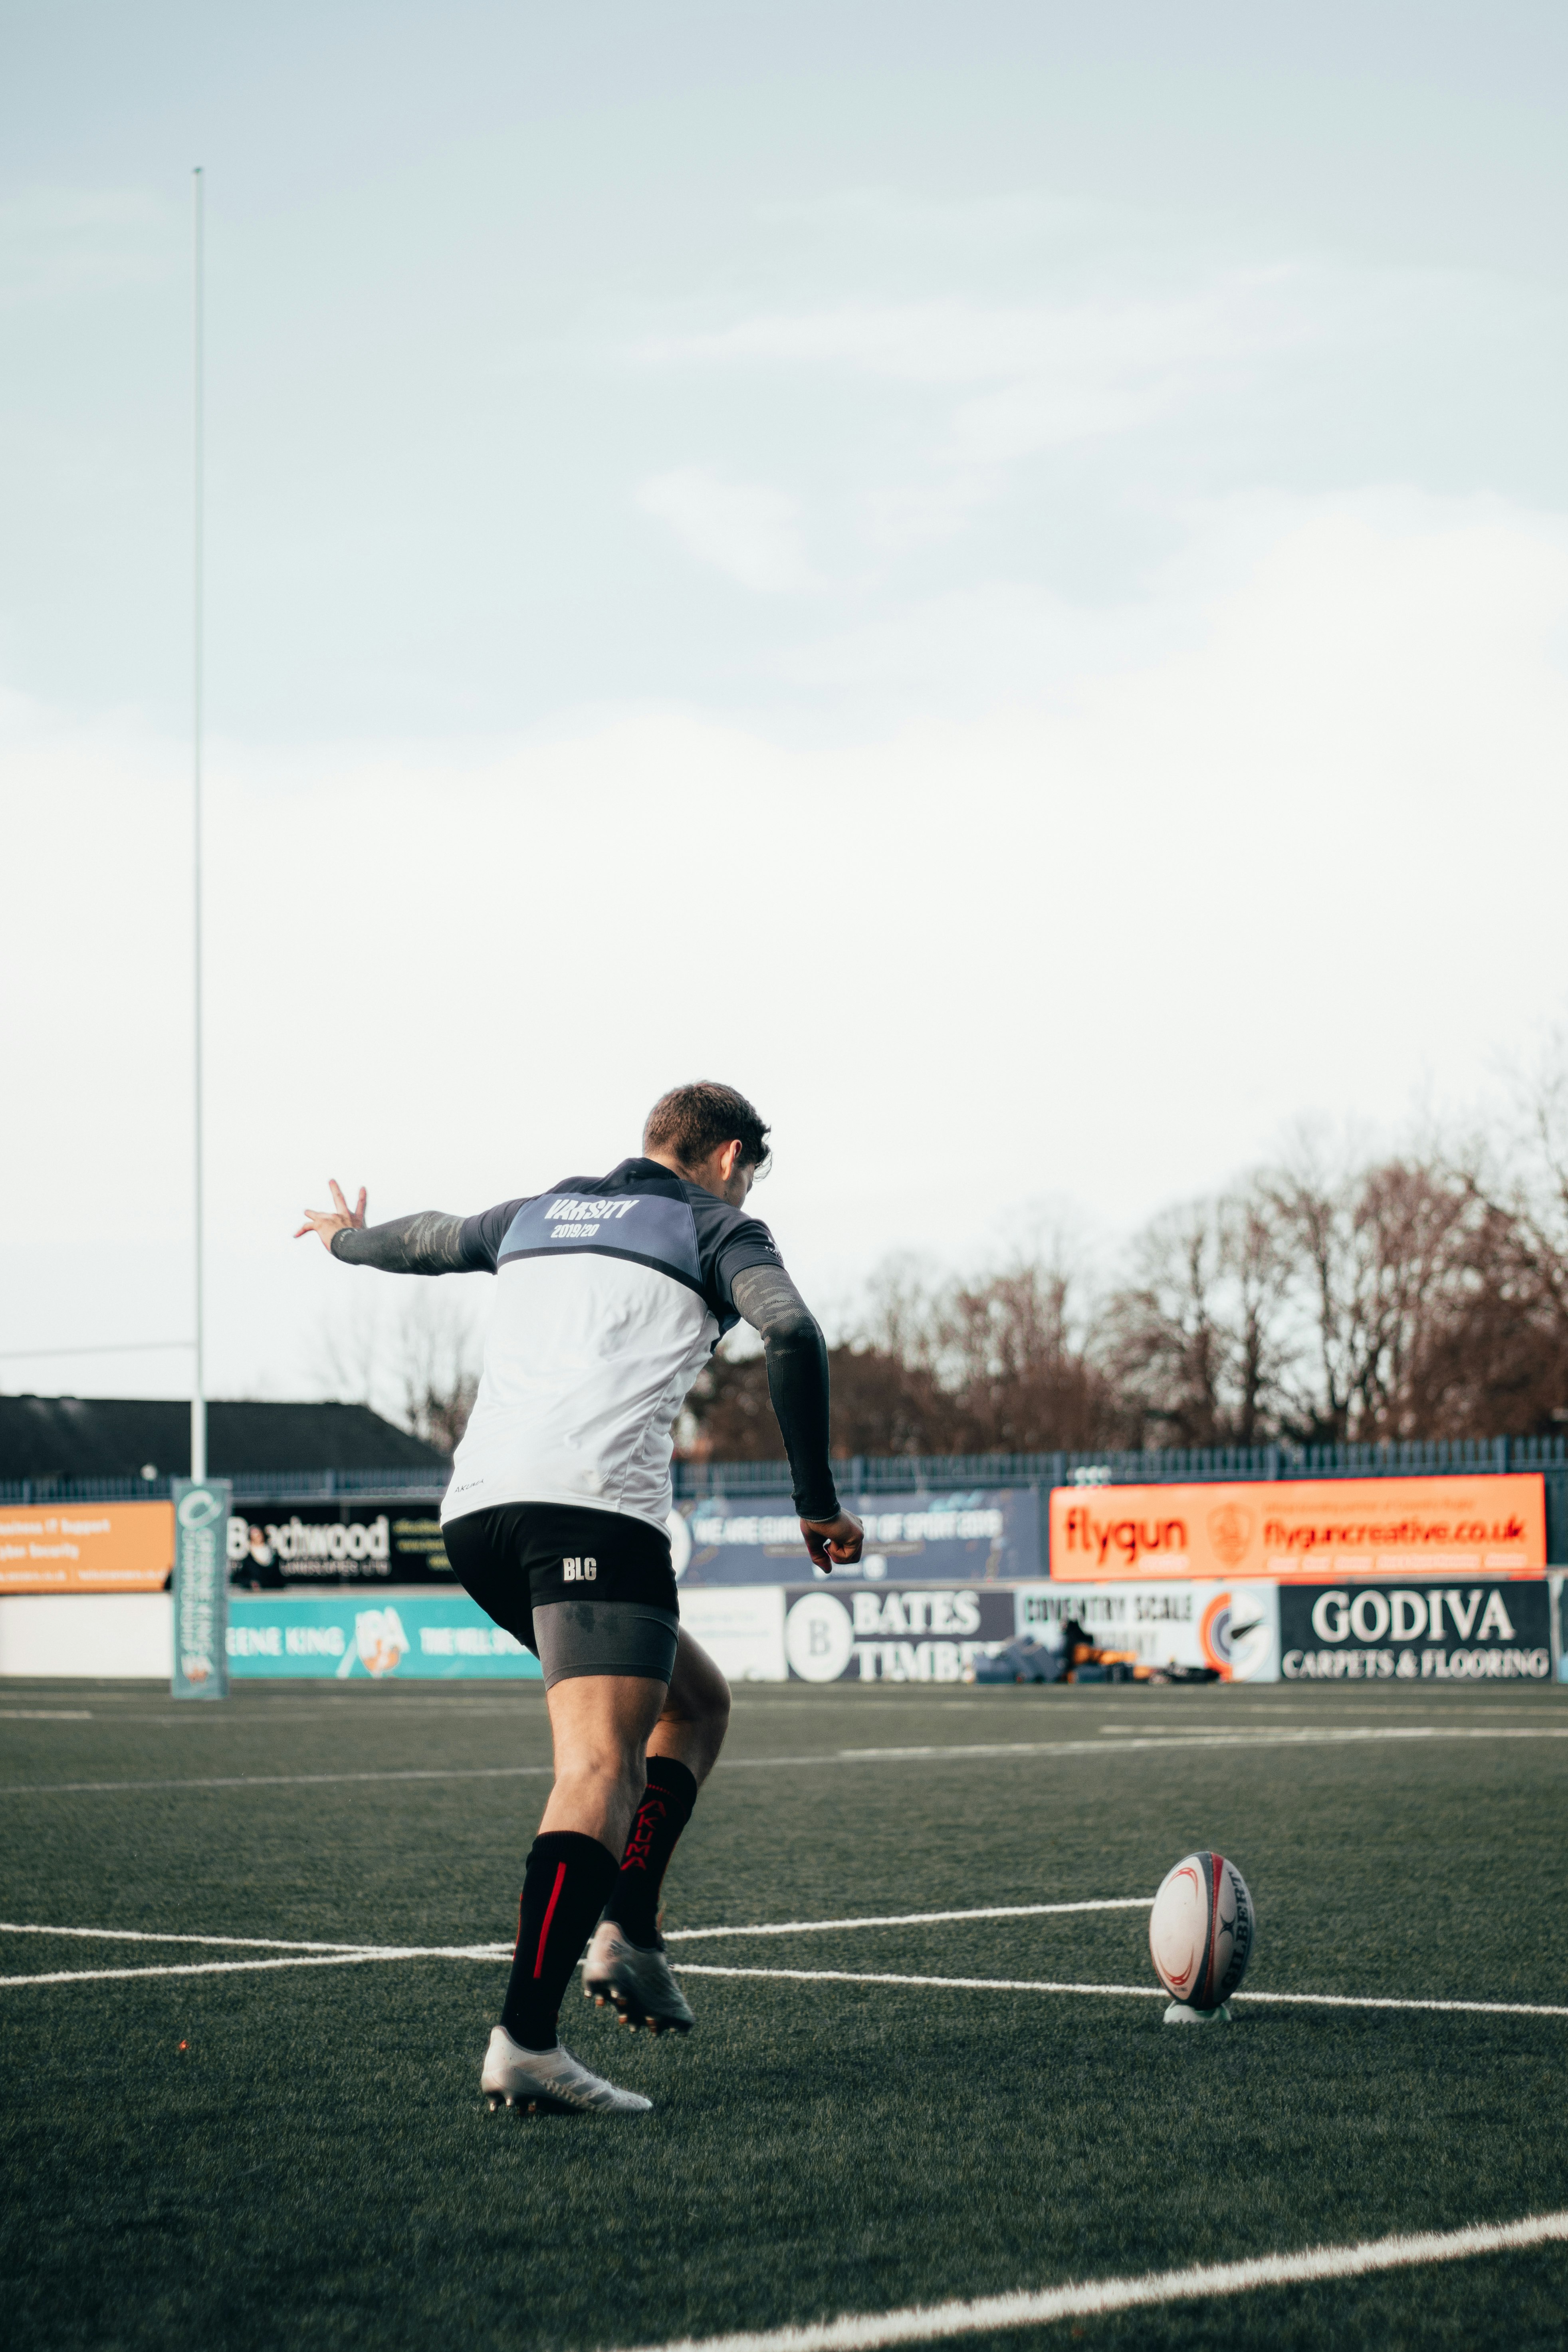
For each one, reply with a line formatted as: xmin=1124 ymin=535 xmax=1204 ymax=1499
xmin=533 ymin=1861 xmax=568 ymax=1979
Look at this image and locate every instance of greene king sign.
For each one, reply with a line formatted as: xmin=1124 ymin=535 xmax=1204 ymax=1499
xmin=1279 ymin=1578 xmax=1550 ymax=1681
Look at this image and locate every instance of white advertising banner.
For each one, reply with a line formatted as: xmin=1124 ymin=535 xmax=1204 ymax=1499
xmin=678 ymin=1585 xmax=787 ymax=1682
xmin=1015 ymin=1581 xmax=1280 ymax=1682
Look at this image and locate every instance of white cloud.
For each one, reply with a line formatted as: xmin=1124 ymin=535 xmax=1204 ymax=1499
xmin=0 ymin=186 xmax=174 ymax=307
xmin=4 ymin=487 xmax=1567 ymax=1398
xmin=634 ymin=271 xmax=1318 ymax=445
xmin=636 ymin=466 xmax=820 ymax=593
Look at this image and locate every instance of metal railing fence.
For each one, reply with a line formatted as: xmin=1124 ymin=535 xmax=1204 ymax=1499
xmin=672 ymin=1433 xmax=1568 ymax=1497
xmin=0 ymin=1466 xmax=449 ymax=1508
xmin=6 ymin=1439 xmax=1568 ymax=1557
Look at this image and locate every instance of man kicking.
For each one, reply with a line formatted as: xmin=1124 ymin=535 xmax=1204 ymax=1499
xmin=297 ymin=1082 xmax=862 ymax=2115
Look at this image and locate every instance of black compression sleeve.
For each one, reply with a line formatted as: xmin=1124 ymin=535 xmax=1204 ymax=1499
xmin=330 ymin=1212 xmax=472 ymax=1275
xmin=729 ymin=1264 xmax=840 ymax=1521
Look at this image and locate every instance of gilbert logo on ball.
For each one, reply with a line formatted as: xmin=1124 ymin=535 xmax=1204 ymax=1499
xmin=1149 ymin=1851 xmax=1254 ymax=2019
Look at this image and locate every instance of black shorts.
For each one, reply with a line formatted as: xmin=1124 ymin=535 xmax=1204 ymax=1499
xmin=442 ymin=1500 xmax=680 ymax=1690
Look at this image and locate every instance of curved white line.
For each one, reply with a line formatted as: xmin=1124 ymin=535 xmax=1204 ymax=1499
xmin=603 ymin=2210 xmax=1568 ymax=2352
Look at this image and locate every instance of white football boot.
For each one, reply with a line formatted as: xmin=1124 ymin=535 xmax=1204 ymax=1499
xmin=481 ymin=2025 xmax=651 ymax=2114
xmin=582 ymin=1919 xmax=696 ymax=2035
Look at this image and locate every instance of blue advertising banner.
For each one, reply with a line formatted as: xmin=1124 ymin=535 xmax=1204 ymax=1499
xmin=226 ymin=1592 xmax=543 ymax=1680
xmin=675 ymin=1488 xmax=1039 ymax=1587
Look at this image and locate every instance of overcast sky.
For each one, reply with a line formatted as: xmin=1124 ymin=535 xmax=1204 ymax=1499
xmin=3 ymin=3 xmax=1568 ymax=1414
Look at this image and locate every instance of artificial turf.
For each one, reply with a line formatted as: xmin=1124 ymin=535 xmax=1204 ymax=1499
xmin=2 ymin=1675 xmax=1566 ymax=2351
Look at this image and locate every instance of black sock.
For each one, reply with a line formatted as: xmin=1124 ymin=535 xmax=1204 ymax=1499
xmin=501 ymin=1831 xmax=619 ymax=2053
xmin=603 ymin=1757 xmax=698 ymax=1949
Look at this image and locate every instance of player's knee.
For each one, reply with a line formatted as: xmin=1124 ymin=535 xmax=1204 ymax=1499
xmin=557 ymin=1741 xmax=644 ymax=1805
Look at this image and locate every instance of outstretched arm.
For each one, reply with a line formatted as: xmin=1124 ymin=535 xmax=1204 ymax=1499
xmin=294 ymin=1181 xmax=472 ymax=1274
xmin=729 ymin=1263 xmax=863 ymax=1572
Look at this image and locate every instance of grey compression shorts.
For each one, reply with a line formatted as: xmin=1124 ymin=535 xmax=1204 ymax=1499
xmin=531 ymin=1599 xmax=680 ymax=1690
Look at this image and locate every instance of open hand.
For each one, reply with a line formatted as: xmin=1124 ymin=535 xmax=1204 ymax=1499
xmin=801 ymin=1510 xmax=864 ymax=1574
xmin=294 ymin=1179 xmax=367 ymax=1250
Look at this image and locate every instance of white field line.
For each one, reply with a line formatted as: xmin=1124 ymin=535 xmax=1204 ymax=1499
xmin=0 ymin=1765 xmax=557 ymax=1795
xmin=0 ymin=1920 xmax=387 ymax=1952
xmin=829 ymin=1726 xmax=1568 ymax=1763
xmin=9 ymin=1720 xmax=1568 ymax=1798
xmin=0 ymin=1944 xmax=507 ymax=1989
xmin=608 ymin=2210 xmax=1568 ymax=2352
xmin=664 ymin=1900 xmax=1152 ymax=1942
xmin=0 ymin=1903 xmax=1145 ymax=1956
xmin=670 ymin=1964 xmax=1568 ymax=2020
xmin=6 ymin=1913 xmax=1568 ymax=2017
xmin=0 ymin=1709 xmax=92 ymax=1719
xmin=0 ymin=1902 xmax=1150 ymax=1987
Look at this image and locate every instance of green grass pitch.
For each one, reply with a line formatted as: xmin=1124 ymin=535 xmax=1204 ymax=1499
xmin=3 ymin=1674 xmax=1568 ymax=2350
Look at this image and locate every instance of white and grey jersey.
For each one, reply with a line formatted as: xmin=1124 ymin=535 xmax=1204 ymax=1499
xmin=425 ymin=1157 xmax=782 ymax=1530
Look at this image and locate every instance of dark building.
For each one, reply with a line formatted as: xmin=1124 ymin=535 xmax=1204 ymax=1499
xmin=0 ymin=1396 xmax=448 ymax=1484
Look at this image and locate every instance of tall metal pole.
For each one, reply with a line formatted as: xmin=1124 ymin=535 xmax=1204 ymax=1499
xmin=191 ymin=166 xmax=207 ymax=1485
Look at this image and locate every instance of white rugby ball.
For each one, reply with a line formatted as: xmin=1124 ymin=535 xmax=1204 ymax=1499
xmin=1149 ymin=1851 xmax=1254 ymax=2010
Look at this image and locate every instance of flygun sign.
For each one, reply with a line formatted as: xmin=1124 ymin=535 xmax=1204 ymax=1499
xmin=1048 ymin=1474 xmax=1546 ymax=1583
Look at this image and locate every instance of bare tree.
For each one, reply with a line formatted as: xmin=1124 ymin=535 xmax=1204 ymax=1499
xmin=1099 ymin=1191 xmax=1292 ymax=1447
xmin=1429 ymin=1045 xmax=1568 ymax=1435
xmin=396 ymin=1289 xmax=484 ymax=1455
xmin=681 ymin=1242 xmax=1122 ymax=1463
xmin=1265 ymin=1145 xmax=1477 ymax=1442
xmin=314 ymin=1288 xmax=384 ymax=1410
xmin=315 ymin=1282 xmax=484 ymax=1455
xmin=933 ymin=1260 xmax=1124 ymax=1452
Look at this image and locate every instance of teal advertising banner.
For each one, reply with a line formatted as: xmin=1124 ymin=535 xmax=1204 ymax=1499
xmin=172 ymin=1479 xmax=232 ymax=1699
xmin=226 ymin=1591 xmax=543 ymax=1680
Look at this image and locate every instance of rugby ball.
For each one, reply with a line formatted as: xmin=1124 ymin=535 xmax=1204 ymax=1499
xmin=1149 ymin=1851 xmax=1254 ymax=2010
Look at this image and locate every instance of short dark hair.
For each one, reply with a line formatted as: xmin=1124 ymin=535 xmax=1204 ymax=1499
xmin=644 ymin=1081 xmax=771 ymax=1175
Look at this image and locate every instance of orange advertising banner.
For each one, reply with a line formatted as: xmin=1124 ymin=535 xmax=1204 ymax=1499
xmin=0 ymin=1501 xmax=175 ymax=1593
xmin=1049 ymin=1474 xmax=1547 ymax=1583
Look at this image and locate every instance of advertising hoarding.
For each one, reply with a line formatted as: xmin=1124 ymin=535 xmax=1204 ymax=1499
xmin=677 ymin=1587 xmax=786 ymax=1682
xmin=679 ymin=1489 xmax=1037 ymax=1586
xmin=1015 ymin=1581 xmax=1279 ymax=1682
xmin=223 ymin=1586 xmax=785 ymax=1683
xmin=172 ymin=1481 xmax=230 ymax=1698
xmin=227 ymin=1591 xmax=543 ymax=1680
xmin=1049 ymin=1474 xmax=1545 ymax=1583
xmin=228 ymin=1504 xmax=452 ymax=1587
xmin=1279 ymin=1577 xmax=1551 ymax=1680
xmin=782 ymin=1583 xmax=1016 ymax=1682
xmin=0 ymin=1500 xmax=174 ymax=1593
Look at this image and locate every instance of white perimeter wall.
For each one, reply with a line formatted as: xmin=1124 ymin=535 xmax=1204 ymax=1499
xmin=0 ymin=1593 xmax=172 ymax=1678
xmin=0 ymin=1588 xmax=789 ymax=1682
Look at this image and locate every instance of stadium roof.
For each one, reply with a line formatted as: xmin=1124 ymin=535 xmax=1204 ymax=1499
xmin=0 ymin=1397 xmax=448 ymax=1482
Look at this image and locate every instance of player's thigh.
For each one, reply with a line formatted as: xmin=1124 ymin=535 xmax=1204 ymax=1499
xmin=664 ymin=1625 xmax=731 ymax=1727
xmin=546 ymin=1670 xmax=667 ymax=1777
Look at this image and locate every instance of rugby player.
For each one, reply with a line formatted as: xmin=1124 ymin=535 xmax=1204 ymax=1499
xmin=297 ymin=1082 xmax=862 ymax=2115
